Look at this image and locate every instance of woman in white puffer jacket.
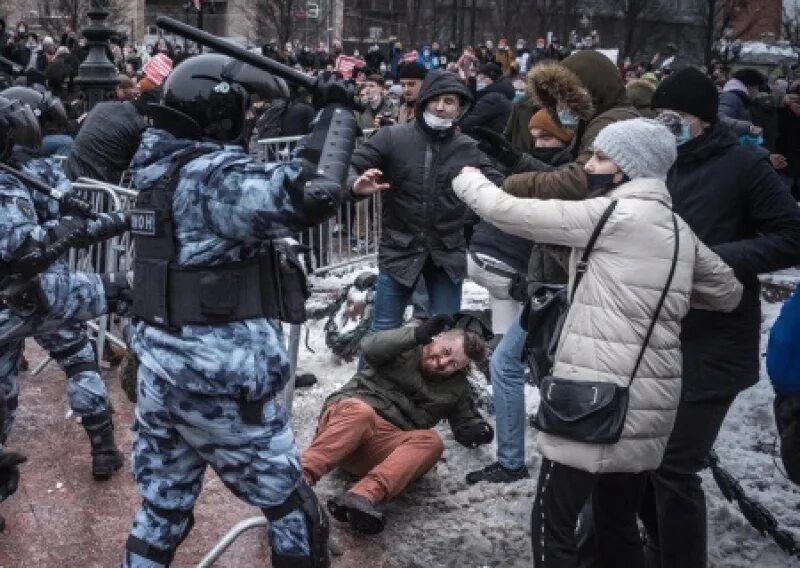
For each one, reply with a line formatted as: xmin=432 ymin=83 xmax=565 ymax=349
xmin=452 ymin=118 xmax=743 ymax=568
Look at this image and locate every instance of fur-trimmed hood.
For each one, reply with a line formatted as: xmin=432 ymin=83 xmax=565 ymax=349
xmin=527 ymin=63 xmax=594 ymax=121
xmin=527 ymin=50 xmax=627 ymax=122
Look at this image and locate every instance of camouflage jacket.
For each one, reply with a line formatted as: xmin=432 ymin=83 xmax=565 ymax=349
xmin=0 ymin=157 xmax=107 ymax=344
xmin=128 ymin=128 xmax=318 ymax=400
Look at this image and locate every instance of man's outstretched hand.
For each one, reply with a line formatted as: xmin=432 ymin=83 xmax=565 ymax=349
xmin=352 ymin=168 xmax=391 ymax=197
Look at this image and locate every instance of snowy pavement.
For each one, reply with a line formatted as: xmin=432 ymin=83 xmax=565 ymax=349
xmin=0 ymin=270 xmax=798 ymax=567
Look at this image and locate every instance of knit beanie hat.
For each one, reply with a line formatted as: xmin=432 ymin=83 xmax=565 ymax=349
xmin=592 ymin=118 xmax=677 ymax=180
xmin=528 ymin=109 xmax=574 ymax=144
xmin=651 ymin=67 xmax=718 ymax=123
xmin=478 ymin=63 xmax=502 ymax=81
xmin=398 ymin=61 xmax=427 ymax=80
xmin=143 ymin=53 xmax=173 ymax=87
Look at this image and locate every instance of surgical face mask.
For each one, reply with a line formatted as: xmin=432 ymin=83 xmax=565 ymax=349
xmin=738 ymin=133 xmax=764 ymax=147
xmin=513 ymin=92 xmax=525 ymax=103
xmin=477 ymin=81 xmax=489 ymax=91
xmin=557 ymin=109 xmax=580 ymax=131
xmin=675 ymin=122 xmax=692 ymax=146
xmin=586 ymin=172 xmax=619 ymax=195
xmin=422 ymin=111 xmax=454 ymax=130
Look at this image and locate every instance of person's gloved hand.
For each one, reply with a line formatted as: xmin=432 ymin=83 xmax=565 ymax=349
xmin=0 ymin=451 xmax=27 ymax=502
xmin=46 ymin=216 xmax=89 ymax=249
xmin=414 ymin=314 xmax=455 ymax=345
xmin=472 ymin=126 xmax=521 ymax=169
xmin=453 ymin=421 xmax=494 ymax=448
xmin=101 ymin=271 xmax=133 ymax=315
xmin=313 ymin=73 xmax=356 ymax=110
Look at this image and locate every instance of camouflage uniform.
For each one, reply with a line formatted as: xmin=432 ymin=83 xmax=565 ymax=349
xmin=0 ymin=160 xmax=114 ymax=443
xmin=123 ymin=128 xmax=322 ymax=567
xmin=25 ymin=158 xmax=113 ymax=422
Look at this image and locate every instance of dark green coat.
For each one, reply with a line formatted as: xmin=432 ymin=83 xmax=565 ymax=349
xmin=325 ymin=327 xmax=487 ymax=434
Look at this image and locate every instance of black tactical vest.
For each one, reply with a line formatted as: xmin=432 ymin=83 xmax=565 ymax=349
xmin=129 ymin=148 xmax=308 ymax=329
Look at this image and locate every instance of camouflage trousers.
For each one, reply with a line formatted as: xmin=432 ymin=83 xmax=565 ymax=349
xmin=0 ymin=325 xmax=112 ymax=449
xmin=0 ymin=272 xmax=110 ymax=449
xmin=123 ymin=365 xmax=310 ymax=567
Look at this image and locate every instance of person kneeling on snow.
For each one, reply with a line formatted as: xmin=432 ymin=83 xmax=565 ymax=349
xmin=301 ymin=315 xmax=492 ymax=534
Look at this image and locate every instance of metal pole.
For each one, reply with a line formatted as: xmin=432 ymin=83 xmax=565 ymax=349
xmin=282 ymin=323 xmax=302 ymax=416
xmin=196 ymin=517 xmax=268 ymax=568
xmin=470 ymin=0 xmax=476 ymax=47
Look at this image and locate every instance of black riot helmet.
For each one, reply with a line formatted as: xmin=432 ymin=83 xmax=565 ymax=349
xmin=0 ymin=85 xmax=69 ymax=132
xmin=0 ymin=95 xmax=42 ymax=161
xmin=153 ymin=53 xmax=289 ymax=145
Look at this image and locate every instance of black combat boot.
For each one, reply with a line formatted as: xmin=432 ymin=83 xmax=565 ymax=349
xmin=82 ymin=411 xmax=124 ymax=480
xmin=327 ymin=492 xmax=385 ymax=534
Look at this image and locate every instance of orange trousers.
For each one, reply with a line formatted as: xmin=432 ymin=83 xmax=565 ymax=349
xmin=301 ymin=398 xmax=444 ymax=504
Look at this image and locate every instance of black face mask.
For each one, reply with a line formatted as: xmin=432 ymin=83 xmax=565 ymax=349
xmin=586 ymin=172 xmax=622 ymax=196
xmin=529 ymin=146 xmax=564 ymax=164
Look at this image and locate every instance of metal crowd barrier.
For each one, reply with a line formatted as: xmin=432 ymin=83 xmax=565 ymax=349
xmin=256 ymin=130 xmax=381 ymax=276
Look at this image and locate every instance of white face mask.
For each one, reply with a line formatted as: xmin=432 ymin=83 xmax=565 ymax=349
xmin=422 ymin=111 xmax=454 ymax=130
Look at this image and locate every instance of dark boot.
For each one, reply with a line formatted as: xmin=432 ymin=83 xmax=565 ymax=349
xmin=327 ymin=492 xmax=385 ymax=534
xmin=82 ymin=412 xmax=124 ymax=480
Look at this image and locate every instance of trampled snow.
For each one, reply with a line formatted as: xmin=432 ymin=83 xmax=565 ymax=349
xmin=286 ymin=269 xmax=800 ymax=567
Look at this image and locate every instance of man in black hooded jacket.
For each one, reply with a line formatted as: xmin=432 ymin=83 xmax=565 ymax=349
xmin=347 ymin=70 xmax=503 ymax=333
xmin=642 ymin=66 xmax=800 ymax=568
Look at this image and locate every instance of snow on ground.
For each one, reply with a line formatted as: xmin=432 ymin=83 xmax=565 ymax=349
xmin=289 ymin=270 xmax=800 ymax=568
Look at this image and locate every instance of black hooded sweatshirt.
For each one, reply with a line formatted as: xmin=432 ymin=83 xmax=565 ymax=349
xmin=348 ymin=70 xmax=503 ymax=287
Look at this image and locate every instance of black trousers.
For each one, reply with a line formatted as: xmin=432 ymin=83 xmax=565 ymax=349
xmin=531 ymin=458 xmax=648 ymax=568
xmin=639 ymin=395 xmax=736 ymax=568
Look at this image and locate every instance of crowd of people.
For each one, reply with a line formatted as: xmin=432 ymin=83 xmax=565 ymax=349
xmin=0 ymin=13 xmax=799 ymax=568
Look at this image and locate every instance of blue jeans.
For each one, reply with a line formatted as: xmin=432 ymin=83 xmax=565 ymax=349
xmin=371 ymin=261 xmax=463 ymax=332
xmin=490 ymin=319 xmax=528 ymax=470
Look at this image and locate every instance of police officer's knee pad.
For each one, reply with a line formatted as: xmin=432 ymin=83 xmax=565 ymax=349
xmin=125 ymin=504 xmax=195 ymax=567
xmin=263 ymin=480 xmax=330 ymax=568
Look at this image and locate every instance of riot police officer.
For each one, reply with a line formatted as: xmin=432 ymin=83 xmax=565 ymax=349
xmin=0 ymin=85 xmax=72 ymax=158
xmin=0 ymin=94 xmax=130 ymax=528
xmin=0 ymin=86 xmax=125 ymax=481
xmin=122 ymin=54 xmax=359 ymax=567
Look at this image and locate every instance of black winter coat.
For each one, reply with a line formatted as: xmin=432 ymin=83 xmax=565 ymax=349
xmin=777 ymin=106 xmax=800 ymax=178
xmin=348 ymin=70 xmax=502 ymax=287
xmin=667 ymin=123 xmax=800 ymax=401
xmin=459 ymin=77 xmax=514 ymax=135
xmin=64 ymin=101 xmax=147 ymax=183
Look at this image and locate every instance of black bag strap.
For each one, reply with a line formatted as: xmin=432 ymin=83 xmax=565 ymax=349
xmin=628 ymin=213 xmax=680 ymax=384
xmin=570 ymin=200 xmax=618 ymax=302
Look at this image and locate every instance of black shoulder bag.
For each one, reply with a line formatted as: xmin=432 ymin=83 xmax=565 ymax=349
xmin=532 ymin=206 xmax=680 ymax=445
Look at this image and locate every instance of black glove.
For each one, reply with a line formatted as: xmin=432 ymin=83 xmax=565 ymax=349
xmin=87 ymin=212 xmax=130 ymax=243
xmin=312 ymin=72 xmax=356 ymax=110
xmin=472 ymin=126 xmax=521 ymax=169
xmin=0 ymin=451 xmax=27 ymax=502
xmin=414 ymin=314 xmax=455 ymax=345
xmin=453 ymin=421 xmax=494 ymax=448
xmin=46 ymin=216 xmax=90 ymax=249
xmin=101 ymin=272 xmax=132 ymax=314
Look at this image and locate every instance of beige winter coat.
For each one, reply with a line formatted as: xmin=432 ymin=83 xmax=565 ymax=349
xmin=452 ymin=172 xmax=743 ymax=473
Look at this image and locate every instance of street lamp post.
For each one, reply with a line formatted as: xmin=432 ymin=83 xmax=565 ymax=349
xmin=74 ymin=0 xmax=119 ymax=112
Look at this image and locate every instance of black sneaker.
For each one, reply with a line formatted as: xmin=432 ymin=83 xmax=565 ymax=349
xmin=465 ymin=462 xmax=530 ymax=485
xmin=327 ymin=492 xmax=385 ymax=534
xmin=294 ymin=373 xmax=318 ymax=388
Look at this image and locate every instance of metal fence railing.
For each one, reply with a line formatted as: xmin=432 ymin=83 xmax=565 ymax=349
xmin=256 ymin=130 xmax=381 ymax=275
